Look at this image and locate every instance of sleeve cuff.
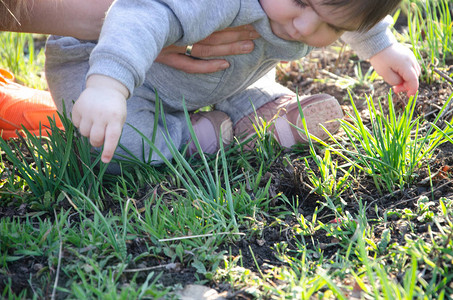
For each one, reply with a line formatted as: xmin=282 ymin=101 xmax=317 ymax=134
xmin=87 ymin=53 xmax=139 ymax=98
xmin=341 ymin=15 xmax=397 ymax=60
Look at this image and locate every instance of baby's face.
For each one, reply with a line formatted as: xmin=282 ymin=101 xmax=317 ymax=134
xmin=260 ymin=0 xmax=362 ymax=47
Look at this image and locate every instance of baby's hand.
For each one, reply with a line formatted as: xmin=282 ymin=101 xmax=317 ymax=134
xmin=72 ymin=75 xmax=129 ymax=163
xmin=369 ymin=43 xmax=421 ymax=96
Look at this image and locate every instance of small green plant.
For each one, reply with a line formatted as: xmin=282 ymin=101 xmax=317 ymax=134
xmin=0 ymin=216 xmax=59 ymax=265
xmin=353 ymin=63 xmax=378 ymax=89
xmin=234 ymin=101 xmax=283 ymax=165
xmin=415 ymin=196 xmax=435 ymax=222
xmin=351 ymin=232 xmax=425 ymax=299
xmin=318 ymin=61 xmax=377 ymax=92
xmin=430 ymin=92 xmax=453 ymax=148
xmin=65 ymin=188 xmax=130 ymax=261
xmin=303 ymin=148 xmax=353 ymax=201
xmin=283 ymin=94 xmax=353 ymax=200
xmin=67 ymin=255 xmax=169 ymax=299
xmin=293 ymin=204 xmax=319 ymax=236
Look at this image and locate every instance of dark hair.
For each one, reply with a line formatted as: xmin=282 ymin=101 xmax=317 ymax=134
xmin=320 ymin=0 xmax=402 ymax=31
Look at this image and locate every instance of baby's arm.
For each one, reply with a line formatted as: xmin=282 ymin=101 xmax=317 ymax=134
xmin=72 ymin=75 xmax=129 ymax=163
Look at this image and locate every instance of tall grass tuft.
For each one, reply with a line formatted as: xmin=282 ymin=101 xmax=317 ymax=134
xmin=0 ymin=113 xmax=108 ymax=208
xmin=407 ymin=0 xmax=453 ymax=83
xmin=328 ymin=91 xmax=450 ymax=194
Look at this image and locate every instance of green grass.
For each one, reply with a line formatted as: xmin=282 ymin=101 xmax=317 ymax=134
xmin=0 ymin=32 xmax=47 ymax=89
xmin=405 ymin=0 xmax=453 ymax=83
xmin=1 ymin=3 xmax=453 ymax=298
xmin=324 ymin=91 xmax=451 ymax=194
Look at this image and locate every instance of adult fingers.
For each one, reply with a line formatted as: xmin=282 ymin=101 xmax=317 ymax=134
xmin=166 ymin=39 xmax=255 ymax=58
xmin=192 ymin=40 xmax=255 ymax=57
xmin=199 ymin=25 xmax=259 ymax=45
xmin=155 ymin=54 xmax=231 ymax=73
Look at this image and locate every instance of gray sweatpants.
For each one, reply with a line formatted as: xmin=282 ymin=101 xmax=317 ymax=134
xmin=45 ymin=36 xmax=293 ymax=167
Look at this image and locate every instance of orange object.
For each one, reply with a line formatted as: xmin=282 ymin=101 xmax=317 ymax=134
xmin=0 ymin=68 xmax=63 ymax=139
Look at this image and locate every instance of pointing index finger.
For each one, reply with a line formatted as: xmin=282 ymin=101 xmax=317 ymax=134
xmin=101 ymin=123 xmax=122 ymax=164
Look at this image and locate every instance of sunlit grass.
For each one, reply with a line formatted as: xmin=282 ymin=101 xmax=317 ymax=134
xmin=0 ymin=32 xmax=47 ymax=89
xmin=1 ymin=1 xmax=453 ymax=298
xmin=406 ymin=0 xmax=453 ymax=83
xmin=325 ymin=91 xmax=449 ymax=194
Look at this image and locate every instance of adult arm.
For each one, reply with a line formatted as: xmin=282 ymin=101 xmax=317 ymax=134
xmin=1 ymin=0 xmax=109 ymax=40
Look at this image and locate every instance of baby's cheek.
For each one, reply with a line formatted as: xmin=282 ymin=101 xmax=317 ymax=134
xmin=307 ymin=32 xmax=340 ymax=47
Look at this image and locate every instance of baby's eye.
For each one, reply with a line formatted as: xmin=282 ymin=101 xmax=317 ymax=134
xmin=292 ymin=0 xmax=308 ymax=8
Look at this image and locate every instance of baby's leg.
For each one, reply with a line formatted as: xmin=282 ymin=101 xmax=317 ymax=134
xmin=45 ymin=36 xmax=232 ymax=172
xmin=215 ymin=69 xmax=292 ymax=124
xmin=45 ymin=36 xmax=94 ymax=115
xmin=216 ymin=70 xmax=343 ymax=148
xmin=45 ymin=37 xmax=187 ymax=171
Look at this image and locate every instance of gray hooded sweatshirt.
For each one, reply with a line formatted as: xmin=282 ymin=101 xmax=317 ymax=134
xmin=86 ymin=0 xmax=396 ymax=111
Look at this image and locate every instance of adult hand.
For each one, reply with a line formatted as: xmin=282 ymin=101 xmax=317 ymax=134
xmin=156 ymin=25 xmax=260 ymax=73
xmin=72 ymin=75 xmax=129 ymax=164
xmin=369 ymin=43 xmax=421 ymax=97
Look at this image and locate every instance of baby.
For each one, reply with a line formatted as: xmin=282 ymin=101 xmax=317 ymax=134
xmin=45 ymin=0 xmax=420 ymax=170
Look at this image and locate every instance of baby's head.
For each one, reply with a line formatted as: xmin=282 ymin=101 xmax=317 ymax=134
xmin=320 ymin=0 xmax=402 ymax=32
xmin=261 ymin=0 xmax=401 ymax=47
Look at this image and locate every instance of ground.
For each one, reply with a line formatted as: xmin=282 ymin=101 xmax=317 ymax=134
xmin=1 ymin=37 xmax=453 ymax=299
